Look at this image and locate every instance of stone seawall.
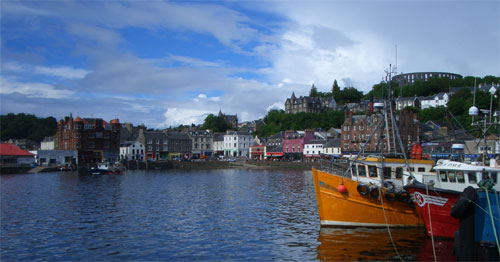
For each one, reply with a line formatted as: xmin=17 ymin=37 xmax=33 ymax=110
xmin=123 ymin=160 xmax=319 ymax=170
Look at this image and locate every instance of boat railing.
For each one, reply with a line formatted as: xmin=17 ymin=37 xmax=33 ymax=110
xmin=319 ymin=158 xmax=349 ymax=177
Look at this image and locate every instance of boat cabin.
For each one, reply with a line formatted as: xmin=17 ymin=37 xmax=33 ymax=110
xmin=432 ymin=159 xmax=500 ymax=192
xmin=349 ymin=156 xmax=435 ymax=188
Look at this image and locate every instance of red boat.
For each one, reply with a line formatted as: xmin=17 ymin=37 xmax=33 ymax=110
xmin=405 ymin=159 xmax=500 ymax=238
xmin=405 ymin=182 xmax=460 ymax=238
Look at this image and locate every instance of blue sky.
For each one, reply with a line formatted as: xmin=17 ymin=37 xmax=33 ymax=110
xmin=1 ymin=0 xmax=499 ymax=128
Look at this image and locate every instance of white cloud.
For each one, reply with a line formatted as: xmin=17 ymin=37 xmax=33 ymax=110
xmin=163 ymin=108 xmax=210 ymax=127
xmin=0 ymin=77 xmax=75 ymax=99
xmin=34 ymin=65 xmax=92 ymax=79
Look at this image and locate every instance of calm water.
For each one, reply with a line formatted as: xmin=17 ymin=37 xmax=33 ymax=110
xmin=1 ymin=169 xmax=449 ymax=261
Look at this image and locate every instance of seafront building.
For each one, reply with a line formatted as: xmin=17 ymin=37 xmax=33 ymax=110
xmin=56 ymin=115 xmax=121 ymax=164
xmin=188 ymin=129 xmax=213 ymax=158
xmin=120 ymin=141 xmax=145 ymax=161
xmin=303 ymin=139 xmax=326 ymax=162
xmin=223 ymin=130 xmax=253 ymax=157
xmin=282 ymin=130 xmax=315 ymax=160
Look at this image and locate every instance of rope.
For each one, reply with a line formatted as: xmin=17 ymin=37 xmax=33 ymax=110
xmin=425 ymin=183 xmax=437 ymax=262
xmin=379 ymin=186 xmax=404 ymax=262
xmin=482 ymin=188 xmax=500 ymax=254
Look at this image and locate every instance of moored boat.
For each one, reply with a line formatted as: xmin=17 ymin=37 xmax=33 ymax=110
xmin=405 ymin=159 xmax=500 ymax=238
xmin=313 ymin=156 xmax=434 ymax=227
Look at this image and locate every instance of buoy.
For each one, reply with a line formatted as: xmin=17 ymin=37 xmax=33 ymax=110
xmin=337 ymin=184 xmax=347 ymax=193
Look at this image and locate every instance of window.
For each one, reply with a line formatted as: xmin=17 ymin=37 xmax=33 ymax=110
xmin=457 ymin=171 xmax=465 ymax=183
xmin=344 ymin=126 xmax=349 ymax=131
xmin=448 ymin=171 xmax=456 ymax=183
xmin=396 ymin=167 xmax=403 ymax=179
xmin=344 ymin=134 xmax=349 ymax=140
xmin=358 ymin=165 xmax=367 ymax=177
xmin=95 ymin=132 xmax=103 ymax=139
xmin=384 ymin=167 xmax=391 ymax=179
xmin=439 ymin=171 xmax=448 ymax=182
xmin=418 ymin=167 xmax=426 ymax=172
xmin=369 ymin=165 xmax=378 ymax=177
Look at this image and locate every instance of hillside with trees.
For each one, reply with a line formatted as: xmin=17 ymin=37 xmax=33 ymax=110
xmin=365 ymin=75 xmax=499 ymax=99
xmin=363 ymin=75 xmax=499 ymax=136
xmin=0 ymin=113 xmax=57 ymax=142
xmin=256 ymin=109 xmax=345 ymax=137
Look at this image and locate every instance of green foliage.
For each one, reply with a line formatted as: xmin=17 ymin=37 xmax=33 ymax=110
xmin=0 ymin=113 xmax=57 ymax=142
xmin=257 ymin=109 xmax=344 ymax=137
xmin=364 ymin=81 xmax=400 ymax=99
xmin=419 ymin=107 xmax=447 ymax=123
xmin=201 ymin=114 xmax=231 ymax=132
xmin=337 ymin=87 xmax=363 ymax=104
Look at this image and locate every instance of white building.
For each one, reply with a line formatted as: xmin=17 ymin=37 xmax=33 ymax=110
xmin=304 ymin=139 xmax=325 ymax=159
xmin=40 ymin=136 xmax=55 ymax=150
xmin=420 ymin=93 xmax=450 ymax=110
xmin=223 ymin=131 xmax=253 ymax=157
xmin=120 ymin=141 xmax=145 ymax=161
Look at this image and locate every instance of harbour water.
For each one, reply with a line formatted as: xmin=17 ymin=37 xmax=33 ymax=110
xmin=1 ymin=169 xmax=451 ymax=261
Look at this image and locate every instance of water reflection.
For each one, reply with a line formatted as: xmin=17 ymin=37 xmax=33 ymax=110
xmin=317 ymin=227 xmax=425 ymax=261
xmin=317 ymin=227 xmax=456 ymax=261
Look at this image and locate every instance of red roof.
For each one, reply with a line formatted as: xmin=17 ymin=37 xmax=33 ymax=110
xmin=0 ymin=143 xmax=35 ymax=156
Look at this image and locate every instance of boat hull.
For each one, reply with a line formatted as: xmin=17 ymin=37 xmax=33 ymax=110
xmin=405 ymin=184 xmax=460 ymax=238
xmin=312 ymin=168 xmax=424 ymax=227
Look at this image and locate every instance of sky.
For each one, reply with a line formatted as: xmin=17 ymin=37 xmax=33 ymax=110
xmin=1 ymin=0 xmax=499 ymax=128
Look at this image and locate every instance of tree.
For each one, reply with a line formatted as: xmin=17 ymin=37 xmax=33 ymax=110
xmin=309 ymin=84 xmax=319 ymax=97
xmin=201 ymin=114 xmax=231 ymax=132
xmin=0 ymin=113 xmax=57 ymax=142
xmin=332 ymin=80 xmax=340 ymax=99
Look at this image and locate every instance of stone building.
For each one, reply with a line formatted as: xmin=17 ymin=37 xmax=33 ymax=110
xmin=341 ymin=109 xmax=420 ymax=156
xmin=136 ymin=128 xmax=168 ymax=161
xmin=392 ymin=72 xmax=462 ymax=86
xmin=56 ymin=115 xmax=121 ymax=164
xmin=188 ymin=129 xmax=213 ymax=158
xmin=284 ymin=93 xmax=337 ymax=114
xmin=218 ymin=110 xmax=238 ymax=129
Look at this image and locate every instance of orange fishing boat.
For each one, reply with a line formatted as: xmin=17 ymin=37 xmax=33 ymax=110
xmin=312 ymin=156 xmax=433 ymax=227
xmin=312 ymin=66 xmax=440 ymax=227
